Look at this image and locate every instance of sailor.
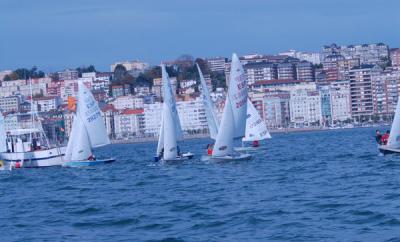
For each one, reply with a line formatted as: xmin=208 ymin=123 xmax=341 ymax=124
xmin=207 ymin=144 xmax=213 ymax=156
xmin=382 ymin=130 xmax=390 ymax=145
xmin=158 ymin=148 xmax=164 ymax=160
xmin=252 ymin=140 xmax=260 ymax=148
xmin=88 ymin=154 xmax=96 ymax=161
xmin=375 ymin=130 xmax=382 ymax=145
xmin=177 ymin=146 xmax=181 ymax=157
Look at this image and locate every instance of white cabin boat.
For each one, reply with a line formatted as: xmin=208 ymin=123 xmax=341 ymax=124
xmin=0 ymin=128 xmax=66 ymax=168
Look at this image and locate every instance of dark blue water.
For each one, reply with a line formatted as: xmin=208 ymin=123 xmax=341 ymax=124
xmin=2 ymin=127 xmax=400 ymax=241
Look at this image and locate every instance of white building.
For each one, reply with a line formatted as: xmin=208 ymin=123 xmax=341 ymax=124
xmin=0 ymin=96 xmax=20 ymax=112
xmin=114 ymin=109 xmax=144 ymax=138
xmin=143 ymin=99 xmax=208 ymax=136
xmin=290 ymin=89 xmax=322 ymax=127
xmin=330 ymin=84 xmax=352 ymax=122
xmin=34 ymin=96 xmax=61 ymax=112
xmin=110 ymin=60 xmax=149 ymax=73
xmin=111 ymin=95 xmax=144 ymax=110
xmin=206 ymin=57 xmax=226 ymax=72
xmin=279 ymin=50 xmax=322 ymax=64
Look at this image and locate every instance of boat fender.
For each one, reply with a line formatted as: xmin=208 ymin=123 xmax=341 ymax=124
xmin=15 ymin=162 xmax=21 ymax=169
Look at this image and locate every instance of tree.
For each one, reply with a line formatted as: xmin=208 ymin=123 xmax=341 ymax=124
xmin=76 ymin=65 xmax=96 ymax=77
xmin=113 ymin=64 xmax=127 ymax=82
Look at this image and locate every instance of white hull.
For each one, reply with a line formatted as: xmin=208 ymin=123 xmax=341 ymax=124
xmin=210 ymin=153 xmax=252 ymax=162
xmin=0 ymin=146 xmax=66 ymax=168
xmin=378 ymin=145 xmax=400 ymax=155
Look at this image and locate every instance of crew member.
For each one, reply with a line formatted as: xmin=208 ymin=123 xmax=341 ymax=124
xmin=375 ymin=130 xmax=382 ymax=145
xmin=382 ymin=130 xmax=390 ymax=145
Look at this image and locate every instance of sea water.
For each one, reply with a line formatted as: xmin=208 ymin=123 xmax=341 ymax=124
xmin=1 ymin=127 xmax=399 ymax=241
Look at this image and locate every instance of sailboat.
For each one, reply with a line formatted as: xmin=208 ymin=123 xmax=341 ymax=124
xmin=63 ymin=81 xmax=115 ymax=167
xmin=0 ymin=80 xmax=67 ymax=168
xmin=379 ymin=98 xmax=400 ymax=155
xmin=209 ymin=53 xmax=252 ymax=161
xmin=234 ymin=99 xmax=272 ymax=152
xmin=196 ymin=63 xmax=219 ymax=140
xmin=154 ymin=65 xmax=194 ymax=162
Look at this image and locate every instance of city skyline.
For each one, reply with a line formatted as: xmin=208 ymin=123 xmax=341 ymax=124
xmin=1 ymin=0 xmax=400 ymax=71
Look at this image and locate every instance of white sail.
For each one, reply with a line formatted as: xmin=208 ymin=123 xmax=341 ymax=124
xmin=0 ymin=113 xmax=6 ymax=153
xmin=196 ymin=63 xmax=219 ymax=139
xmin=243 ymin=99 xmax=272 ymax=142
xmin=161 ymin=65 xmax=183 ymax=139
xmin=212 ymin=97 xmax=235 ymax=157
xmin=388 ymin=98 xmax=400 ymax=148
xmin=156 ymin=115 xmax=164 ymax=156
xmin=64 ymin=115 xmax=78 ymax=162
xmin=162 ymin=101 xmax=178 ymax=160
xmin=78 ymin=81 xmax=110 ymax=147
xmin=65 ymin=114 xmax=93 ymax=162
xmin=228 ymin=53 xmax=248 ymax=139
xmin=71 ymin=114 xmax=92 ymax=161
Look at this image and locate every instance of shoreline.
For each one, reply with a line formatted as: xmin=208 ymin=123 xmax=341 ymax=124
xmin=110 ymin=125 xmax=389 ymax=145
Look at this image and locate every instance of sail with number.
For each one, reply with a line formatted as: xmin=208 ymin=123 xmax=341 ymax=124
xmin=243 ymin=99 xmax=272 ymax=142
xmin=77 ymin=81 xmax=110 ymax=147
xmin=227 ymin=53 xmax=248 ymax=139
xmin=213 ymin=53 xmax=248 ymax=157
xmin=196 ymin=63 xmax=219 ymax=139
xmin=388 ymin=98 xmax=400 ymax=148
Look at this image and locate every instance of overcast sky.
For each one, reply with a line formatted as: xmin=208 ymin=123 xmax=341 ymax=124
xmin=1 ymin=0 xmax=399 ymax=72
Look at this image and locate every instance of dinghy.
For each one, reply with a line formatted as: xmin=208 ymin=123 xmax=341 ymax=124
xmin=210 ymin=53 xmax=252 ymax=161
xmin=234 ymin=99 xmax=271 ymax=152
xmin=154 ymin=65 xmax=193 ymax=162
xmin=379 ymin=98 xmax=400 ymax=155
xmin=63 ymin=81 xmax=115 ymax=167
xmin=197 ymin=63 xmax=219 ymax=140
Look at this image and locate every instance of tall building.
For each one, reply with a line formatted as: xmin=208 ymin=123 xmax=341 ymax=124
xmin=323 ymin=52 xmax=345 ymax=81
xmin=371 ymin=66 xmax=400 ymax=118
xmin=57 ymin=69 xmax=78 ymax=80
xmin=277 ymin=63 xmax=296 ymax=80
xmin=206 ymin=57 xmax=226 ymax=72
xmin=289 ymin=89 xmax=322 ymax=127
xmin=296 ymin=61 xmax=314 ymax=82
xmin=319 ymin=86 xmax=332 ymax=125
xmin=337 ymin=58 xmax=360 ymax=80
xmin=244 ymin=62 xmax=277 ymax=85
xmin=390 ymin=48 xmax=400 ymax=67
xmin=348 ymin=64 xmax=378 ymax=120
xmin=263 ymin=90 xmax=290 ymax=129
xmin=329 ymin=80 xmax=352 ymax=122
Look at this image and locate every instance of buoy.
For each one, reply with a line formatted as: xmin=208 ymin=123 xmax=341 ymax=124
xmin=15 ymin=162 xmax=21 ymax=168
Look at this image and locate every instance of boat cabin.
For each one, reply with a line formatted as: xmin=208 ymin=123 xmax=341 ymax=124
xmin=6 ymin=129 xmax=49 ymax=153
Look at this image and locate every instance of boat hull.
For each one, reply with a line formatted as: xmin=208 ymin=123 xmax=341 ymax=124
xmin=378 ymin=145 xmax=400 ymax=155
xmin=154 ymin=152 xmax=194 ymax=162
xmin=0 ymin=146 xmax=66 ymax=168
xmin=210 ymin=153 xmax=253 ymax=162
xmin=63 ymin=158 xmax=116 ymax=167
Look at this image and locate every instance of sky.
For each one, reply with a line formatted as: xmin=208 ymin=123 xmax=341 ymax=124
xmin=0 ymin=0 xmax=399 ymax=72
